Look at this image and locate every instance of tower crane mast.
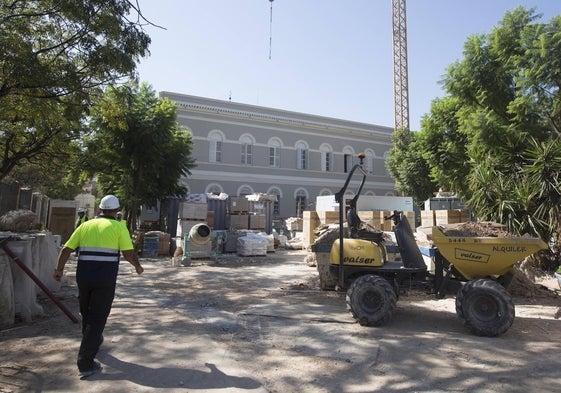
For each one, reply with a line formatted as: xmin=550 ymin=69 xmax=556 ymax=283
xmin=391 ymin=0 xmax=410 ymax=131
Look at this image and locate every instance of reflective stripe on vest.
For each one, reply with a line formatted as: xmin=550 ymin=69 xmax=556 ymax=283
xmin=78 ymin=246 xmax=120 ymax=263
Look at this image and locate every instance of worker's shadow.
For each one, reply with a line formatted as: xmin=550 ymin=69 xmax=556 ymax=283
xmin=91 ymin=352 xmax=261 ymax=390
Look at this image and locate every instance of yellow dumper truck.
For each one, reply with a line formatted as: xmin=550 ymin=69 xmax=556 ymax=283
xmin=317 ymin=153 xmax=548 ymax=337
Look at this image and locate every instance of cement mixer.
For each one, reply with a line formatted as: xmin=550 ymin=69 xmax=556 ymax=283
xmin=188 ymin=223 xmax=211 ymax=245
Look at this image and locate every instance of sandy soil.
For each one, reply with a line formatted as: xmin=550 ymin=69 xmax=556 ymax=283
xmin=1 ymin=249 xmax=561 ymax=393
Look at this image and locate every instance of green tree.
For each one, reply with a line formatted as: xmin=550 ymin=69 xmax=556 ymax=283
xmin=0 ymin=0 xmax=151 ymax=182
xmin=416 ymin=96 xmax=471 ymax=198
xmin=385 ymin=127 xmax=435 ymax=206
xmin=8 ymin=139 xmax=85 ymax=199
xmin=83 ymin=82 xmax=195 ymax=231
xmin=413 ymin=7 xmax=561 ymax=251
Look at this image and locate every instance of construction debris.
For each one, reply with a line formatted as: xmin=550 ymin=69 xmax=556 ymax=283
xmin=0 ymin=210 xmax=37 ymax=232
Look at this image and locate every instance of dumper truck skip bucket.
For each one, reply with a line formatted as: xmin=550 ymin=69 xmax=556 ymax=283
xmin=432 ymin=226 xmax=548 ymax=280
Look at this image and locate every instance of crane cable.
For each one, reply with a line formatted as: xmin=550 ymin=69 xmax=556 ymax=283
xmin=269 ymin=0 xmax=274 ymax=59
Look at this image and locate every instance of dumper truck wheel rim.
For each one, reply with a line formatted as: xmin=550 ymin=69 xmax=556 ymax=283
xmin=346 ymin=275 xmax=397 ymax=327
xmin=455 ymin=279 xmax=514 ymax=337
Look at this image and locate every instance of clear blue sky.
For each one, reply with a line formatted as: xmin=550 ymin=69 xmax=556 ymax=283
xmin=136 ymin=0 xmax=561 ymax=131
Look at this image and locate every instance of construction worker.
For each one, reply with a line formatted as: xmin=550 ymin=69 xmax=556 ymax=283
xmin=75 ymin=208 xmax=88 ymax=229
xmin=53 ymin=195 xmax=144 ymax=379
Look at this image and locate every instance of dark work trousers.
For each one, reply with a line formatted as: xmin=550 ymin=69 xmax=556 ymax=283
xmin=76 ymin=281 xmax=116 ymax=371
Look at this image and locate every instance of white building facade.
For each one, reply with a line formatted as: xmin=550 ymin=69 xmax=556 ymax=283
xmin=163 ymin=92 xmax=397 ymax=219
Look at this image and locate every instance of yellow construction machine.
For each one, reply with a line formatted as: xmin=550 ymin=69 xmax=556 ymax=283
xmin=318 ymin=153 xmax=548 ymax=337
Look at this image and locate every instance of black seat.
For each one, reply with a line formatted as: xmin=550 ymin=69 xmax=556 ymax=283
xmin=347 ymin=208 xmax=362 ymax=233
xmin=347 ymin=208 xmax=384 ymax=242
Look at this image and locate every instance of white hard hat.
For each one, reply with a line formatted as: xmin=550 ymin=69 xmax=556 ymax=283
xmin=77 ymin=207 xmax=85 ymax=213
xmin=99 ymin=195 xmax=120 ymax=210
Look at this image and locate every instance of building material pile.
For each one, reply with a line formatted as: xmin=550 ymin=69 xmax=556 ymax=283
xmin=237 ymin=233 xmax=268 ymax=256
xmin=0 ymin=210 xmax=37 ymax=232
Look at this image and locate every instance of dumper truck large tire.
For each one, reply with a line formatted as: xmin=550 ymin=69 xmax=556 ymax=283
xmin=455 ymin=279 xmax=514 ymax=337
xmin=346 ymin=275 xmax=397 ymax=326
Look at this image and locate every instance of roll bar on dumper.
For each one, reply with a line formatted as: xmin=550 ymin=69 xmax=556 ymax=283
xmin=332 ymin=153 xmax=428 ymax=291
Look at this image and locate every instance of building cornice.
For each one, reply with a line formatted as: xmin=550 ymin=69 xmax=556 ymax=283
xmin=162 ymin=92 xmax=393 ymax=139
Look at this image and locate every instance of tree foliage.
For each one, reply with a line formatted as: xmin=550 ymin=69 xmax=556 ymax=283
xmin=417 ymin=96 xmax=471 ymax=197
xmin=0 ymin=0 xmax=151 ymax=183
xmin=439 ymin=7 xmax=561 ymax=242
xmin=385 ymin=127 xmax=435 ymax=206
xmin=82 ymin=82 xmax=195 ymax=230
xmin=8 ymin=139 xmax=85 ymax=199
xmin=389 ymin=7 xmax=561 ymax=258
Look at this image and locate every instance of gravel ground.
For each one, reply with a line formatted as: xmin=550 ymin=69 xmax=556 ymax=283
xmin=1 ymin=249 xmax=561 ymax=393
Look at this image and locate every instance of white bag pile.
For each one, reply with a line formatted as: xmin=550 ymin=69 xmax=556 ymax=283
xmin=237 ymin=233 xmax=269 ymax=256
xmin=263 ymin=233 xmax=275 ymax=252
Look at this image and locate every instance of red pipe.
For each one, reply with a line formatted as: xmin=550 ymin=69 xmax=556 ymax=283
xmin=0 ymin=239 xmax=79 ymax=324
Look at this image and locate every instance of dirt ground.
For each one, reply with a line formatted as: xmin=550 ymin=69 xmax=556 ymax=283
xmin=1 ymin=248 xmax=561 ymax=393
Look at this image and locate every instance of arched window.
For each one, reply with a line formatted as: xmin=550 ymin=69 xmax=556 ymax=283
xmin=294 ymin=188 xmax=308 ymax=218
xmin=205 ymin=183 xmax=224 ymax=195
xmin=343 ymin=146 xmax=355 ymax=173
xmin=268 ymin=186 xmax=282 ymax=216
xmin=240 ymin=134 xmax=254 ymax=165
xmin=363 ymin=149 xmax=375 ymax=174
xmin=268 ymin=137 xmax=282 ymax=168
xmin=295 ymin=141 xmax=309 ymax=170
xmin=237 ymin=185 xmax=254 ymax=196
xmin=208 ymin=130 xmax=225 ymax=163
xmin=320 ymin=143 xmax=333 ymax=172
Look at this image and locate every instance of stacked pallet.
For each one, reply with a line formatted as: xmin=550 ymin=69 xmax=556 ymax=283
xmin=248 ymin=199 xmax=266 ymax=231
xmin=226 ymin=196 xmax=249 ymax=230
xmin=176 ymin=201 xmax=208 ymax=235
xmin=142 ymin=235 xmax=159 ymax=257
xmin=302 ymin=210 xmax=417 ymax=248
xmin=313 ymin=210 xmax=415 ymax=232
xmin=422 ymin=196 xmax=470 ymax=227
xmin=249 ymin=213 xmax=266 ymax=230
xmin=358 ymin=210 xmax=416 ymax=231
xmin=286 ymin=217 xmax=303 ymax=232
xmin=143 ymin=231 xmax=171 ymax=257
xmin=421 ymin=209 xmax=471 ymax=227
xmin=302 ymin=211 xmax=320 ymax=249
xmin=316 ymin=211 xmax=339 ymax=225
